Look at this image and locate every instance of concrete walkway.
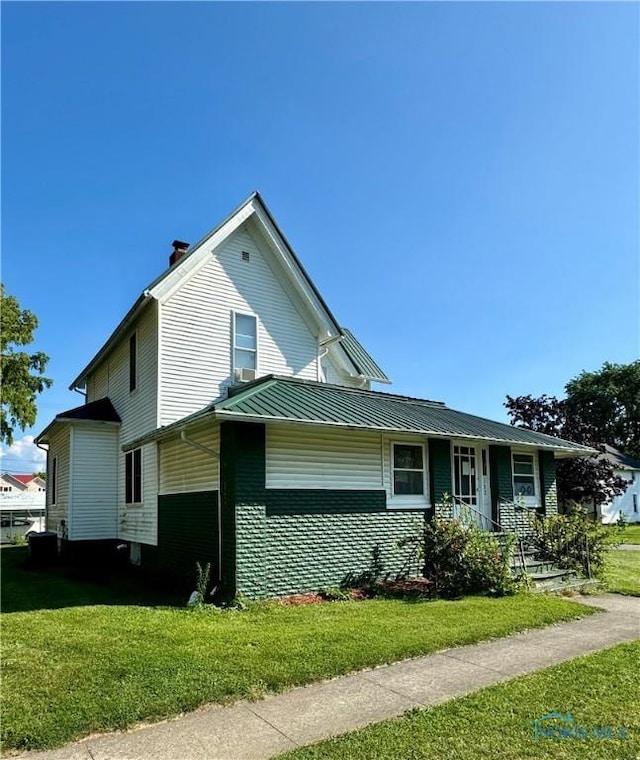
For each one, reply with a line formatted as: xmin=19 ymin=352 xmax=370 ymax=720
xmin=21 ymin=595 xmax=639 ymax=760
xmin=618 ymin=544 xmax=640 ymax=551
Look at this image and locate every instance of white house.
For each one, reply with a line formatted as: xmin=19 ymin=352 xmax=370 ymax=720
xmin=37 ymin=192 xmax=594 ymax=598
xmin=0 ymin=473 xmax=46 ymax=542
xmin=598 ymin=445 xmax=640 ymax=524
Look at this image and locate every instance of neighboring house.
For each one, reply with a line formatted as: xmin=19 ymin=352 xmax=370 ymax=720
xmin=598 ymin=445 xmax=640 ymax=524
xmin=36 ymin=192 xmax=594 ymax=598
xmin=0 ymin=473 xmax=46 ymax=543
xmin=0 ymin=473 xmax=46 ymax=497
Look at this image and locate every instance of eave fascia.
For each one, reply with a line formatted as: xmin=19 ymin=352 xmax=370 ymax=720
xmin=149 ymin=201 xmax=255 ymax=303
xmin=250 ymin=200 xmax=342 ymax=338
xmin=68 ymin=294 xmax=153 ymax=391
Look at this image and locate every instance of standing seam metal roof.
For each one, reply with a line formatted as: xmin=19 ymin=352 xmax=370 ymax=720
xmin=339 ymin=328 xmax=390 ymax=383
xmin=125 ymin=375 xmax=595 ymax=454
xmin=216 ymin=377 xmax=594 ymax=452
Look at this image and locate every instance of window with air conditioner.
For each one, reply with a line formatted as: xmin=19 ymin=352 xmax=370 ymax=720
xmin=233 ymin=312 xmax=257 ymax=381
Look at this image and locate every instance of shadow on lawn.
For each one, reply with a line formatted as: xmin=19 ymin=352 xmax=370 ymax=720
xmin=1 ymin=546 xmax=183 ymax=613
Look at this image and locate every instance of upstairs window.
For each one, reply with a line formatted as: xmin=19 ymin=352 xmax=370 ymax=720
xmin=233 ymin=313 xmax=257 ymax=371
xmin=125 ymin=449 xmax=142 ymax=505
xmin=129 ymin=332 xmax=137 ymax=392
xmin=392 ymin=443 xmax=426 ymax=496
xmin=512 ymin=452 xmax=538 ymax=503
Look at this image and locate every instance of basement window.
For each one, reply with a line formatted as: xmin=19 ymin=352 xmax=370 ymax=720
xmin=125 ymin=449 xmax=143 ymax=505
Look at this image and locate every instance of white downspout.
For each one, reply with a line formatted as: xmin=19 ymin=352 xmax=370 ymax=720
xmin=317 ymin=334 xmax=344 ymax=382
xmin=36 ymin=441 xmax=49 ymax=532
xmin=179 ymin=429 xmax=222 ymax=586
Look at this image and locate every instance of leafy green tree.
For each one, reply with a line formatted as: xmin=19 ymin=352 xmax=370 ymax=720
xmin=1 ymin=286 xmax=52 ymax=445
xmin=32 ymin=471 xmax=47 ymax=480
xmin=505 ymin=360 xmax=640 ymax=506
xmin=565 ymin=361 xmax=640 ymax=461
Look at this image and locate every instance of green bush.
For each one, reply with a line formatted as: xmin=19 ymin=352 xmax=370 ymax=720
xmin=400 ymin=519 xmax=516 ymax=599
xmin=528 ymin=504 xmax=617 ymax=579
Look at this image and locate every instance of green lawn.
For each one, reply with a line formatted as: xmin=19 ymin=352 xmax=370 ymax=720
xmin=620 ymin=524 xmax=640 ymax=545
xmin=282 ymin=641 xmax=640 ymax=760
xmin=605 ymin=549 xmax=640 ymax=596
xmin=1 ymin=548 xmax=597 ymax=752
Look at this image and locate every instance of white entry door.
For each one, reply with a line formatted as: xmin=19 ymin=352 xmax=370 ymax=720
xmin=452 ymin=444 xmax=492 ymax=530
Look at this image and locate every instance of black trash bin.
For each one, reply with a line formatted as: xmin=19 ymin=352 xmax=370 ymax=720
xmin=28 ymin=531 xmax=58 ymax=565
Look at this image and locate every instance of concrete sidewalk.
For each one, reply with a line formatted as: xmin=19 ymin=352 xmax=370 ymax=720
xmin=21 ymin=595 xmax=639 ymax=760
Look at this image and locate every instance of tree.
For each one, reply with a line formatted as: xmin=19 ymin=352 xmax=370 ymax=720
xmin=33 ymin=471 xmax=47 ymax=480
xmin=505 ymin=360 xmax=640 ymax=506
xmin=1 ymin=285 xmax=52 ymax=445
xmin=565 ymin=362 xmax=640 ymax=461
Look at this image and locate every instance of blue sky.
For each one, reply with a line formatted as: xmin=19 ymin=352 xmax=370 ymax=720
xmin=2 ymin=1 xmax=638 ymax=473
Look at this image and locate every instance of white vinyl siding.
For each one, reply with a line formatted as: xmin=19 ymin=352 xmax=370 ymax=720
xmin=266 ymin=426 xmax=430 ymax=509
xmin=69 ymin=424 xmax=118 ymax=540
xmin=159 ymin=225 xmax=320 ymax=427
xmin=266 ymin=426 xmax=382 ymax=490
xmin=118 ymin=442 xmax=158 ymax=544
xmin=85 ymin=301 xmax=158 ymax=441
xmin=321 ymin=356 xmax=364 ymax=388
xmin=601 ymin=468 xmax=640 ymax=524
xmin=159 ymin=424 xmax=220 ymax=495
xmin=83 ymin=303 xmax=159 ymax=545
xmin=46 ymin=425 xmax=70 ymax=536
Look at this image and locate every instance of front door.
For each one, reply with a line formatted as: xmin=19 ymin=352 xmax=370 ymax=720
xmin=452 ymin=444 xmax=492 ymax=530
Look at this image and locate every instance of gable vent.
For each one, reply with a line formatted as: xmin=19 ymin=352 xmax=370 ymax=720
xmin=241 ymin=251 xmax=251 ymax=262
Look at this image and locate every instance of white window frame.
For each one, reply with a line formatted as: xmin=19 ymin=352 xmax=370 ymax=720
xmin=511 ymin=450 xmax=540 ymax=507
xmin=50 ymin=456 xmax=58 ymax=506
xmin=231 ymin=311 xmax=258 ymax=375
xmin=389 ymin=441 xmax=430 ymax=508
xmin=125 ymin=448 xmax=143 ymax=507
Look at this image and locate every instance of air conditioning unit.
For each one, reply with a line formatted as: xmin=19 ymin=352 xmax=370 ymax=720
xmin=234 ymin=367 xmax=256 ymax=384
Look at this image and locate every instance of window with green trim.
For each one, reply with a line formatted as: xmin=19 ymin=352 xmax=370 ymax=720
xmin=512 ymin=452 xmax=538 ymax=503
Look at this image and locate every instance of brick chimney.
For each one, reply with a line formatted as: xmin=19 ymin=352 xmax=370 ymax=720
xmin=169 ymin=240 xmax=190 ymax=267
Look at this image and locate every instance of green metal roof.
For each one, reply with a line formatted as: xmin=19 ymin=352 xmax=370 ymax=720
xmin=125 ymin=375 xmax=595 ymax=456
xmin=339 ymin=328 xmax=390 ymax=383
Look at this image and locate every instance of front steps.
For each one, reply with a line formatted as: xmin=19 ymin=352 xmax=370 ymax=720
xmin=507 ymin=542 xmax=600 ymax=594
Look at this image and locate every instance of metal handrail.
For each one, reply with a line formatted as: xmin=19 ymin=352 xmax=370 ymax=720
xmin=448 ymin=494 xmax=532 ymax=579
xmin=449 ymin=494 xmax=506 ymax=533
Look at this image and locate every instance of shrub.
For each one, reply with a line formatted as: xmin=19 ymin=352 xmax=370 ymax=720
xmin=398 ymin=519 xmax=516 ymax=599
xmin=528 ymin=504 xmax=616 ymax=579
